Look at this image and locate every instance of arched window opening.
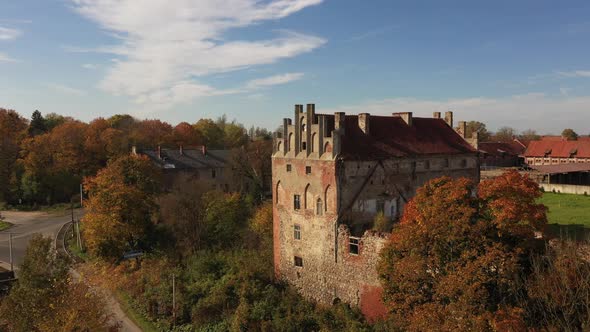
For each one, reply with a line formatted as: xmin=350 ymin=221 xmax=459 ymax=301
xmin=288 ymin=133 xmax=294 ymax=152
xmin=324 ymin=142 xmax=332 ymax=154
xmin=316 ymin=198 xmax=323 ymax=215
xmin=275 ymin=181 xmax=282 ymax=204
xmin=304 ymin=184 xmax=311 ymax=209
xmin=324 ymin=185 xmax=332 ymax=213
xmin=311 ymin=133 xmax=316 ymax=153
xmin=277 ymin=141 xmax=282 ymax=152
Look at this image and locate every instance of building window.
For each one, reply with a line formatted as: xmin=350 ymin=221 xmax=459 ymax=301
xmin=316 ymin=198 xmax=323 ymax=215
xmin=349 ymin=237 xmax=360 ymax=255
xmin=377 ymin=200 xmax=385 ymax=214
xmin=211 ymin=169 xmax=216 ymax=178
xmin=443 ymin=158 xmax=449 ymax=168
xmin=424 ymin=160 xmax=430 ymax=170
xmin=286 ymin=164 xmax=292 ymax=172
xmin=302 ymin=142 xmax=307 ymax=150
xmin=294 ymin=195 xmax=301 ymax=210
xmin=294 ymin=256 xmax=303 ymax=267
xmin=305 ymin=166 xmax=311 ymax=174
xmin=294 ymin=224 xmax=301 ymax=240
xmin=460 ymin=159 xmax=467 ymax=168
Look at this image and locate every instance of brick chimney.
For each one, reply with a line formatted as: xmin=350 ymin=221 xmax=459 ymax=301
xmin=457 ymin=121 xmax=467 ymax=138
xmin=394 ymin=112 xmax=413 ymax=126
xmin=131 ymin=145 xmax=137 ymax=155
xmin=358 ymin=113 xmax=370 ymax=134
xmin=444 ymin=111 xmax=453 ymax=127
xmin=433 ymin=112 xmax=441 ymax=119
xmin=157 ymin=146 xmax=161 ymax=159
xmin=334 ymin=112 xmax=346 ymax=135
xmin=201 ymin=145 xmax=207 ymax=155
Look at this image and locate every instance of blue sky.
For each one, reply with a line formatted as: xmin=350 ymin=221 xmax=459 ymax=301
xmin=1 ymin=0 xmax=590 ymax=133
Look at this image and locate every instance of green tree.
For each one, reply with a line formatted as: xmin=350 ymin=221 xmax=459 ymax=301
xmin=561 ymin=128 xmax=578 ymax=141
xmin=27 ymin=110 xmax=47 ymax=137
xmin=492 ymin=126 xmax=517 ymax=142
xmin=44 ymin=112 xmax=74 ymax=131
xmin=378 ymin=171 xmax=547 ymax=330
xmin=0 ymin=235 xmax=114 ymax=331
xmin=519 ymin=129 xmax=541 ymax=142
xmin=465 ymin=121 xmax=491 ymax=141
xmin=194 ymin=119 xmax=224 ymax=148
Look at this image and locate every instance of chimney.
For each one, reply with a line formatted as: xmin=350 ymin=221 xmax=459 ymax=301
xmin=457 ymin=121 xmax=467 ymax=138
xmin=358 ymin=113 xmax=370 ymax=134
xmin=201 ymin=145 xmax=207 ymax=155
xmin=444 ymin=111 xmax=453 ymax=127
xmin=334 ymin=112 xmax=346 ymax=135
xmin=433 ymin=112 xmax=441 ymax=119
xmin=394 ymin=112 xmax=413 ymax=126
xmin=131 ymin=145 xmax=137 ymax=155
xmin=179 ymin=145 xmax=183 ymax=156
xmin=157 ymin=146 xmax=161 ymax=159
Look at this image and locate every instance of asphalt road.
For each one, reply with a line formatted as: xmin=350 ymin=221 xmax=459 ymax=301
xmin=0 ymin=209 xmax=83 ymax=269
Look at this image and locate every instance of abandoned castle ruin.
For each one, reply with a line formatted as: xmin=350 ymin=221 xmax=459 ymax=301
xmin=271 ymin=104 xmax=480 ymax=320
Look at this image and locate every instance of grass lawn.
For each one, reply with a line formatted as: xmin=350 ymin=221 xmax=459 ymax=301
xmin=0 ymin=220 xmax=13 ymax=231
xmin=538 ymin=193 xmax=590 ymax=227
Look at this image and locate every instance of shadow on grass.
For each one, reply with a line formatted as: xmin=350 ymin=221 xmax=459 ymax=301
xmin=545 ymin=224 xmax=590 ymax=242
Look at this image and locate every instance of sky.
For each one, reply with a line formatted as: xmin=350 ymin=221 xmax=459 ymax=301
xmin=1 ymin=0 xmax=590 ymax=134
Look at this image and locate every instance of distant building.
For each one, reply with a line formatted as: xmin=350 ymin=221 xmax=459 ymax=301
xmin=477 ymin=140 xmax=526 ymax=169
xmin=528 ymin=163 xmax=590 ymax=195
xmin=271 ymin=104 xmax=479 ymax=320
xmin=134 ymin=145 xmax=233 ymax=191
xmin=524 ymin=138 xmax=590 ymax=166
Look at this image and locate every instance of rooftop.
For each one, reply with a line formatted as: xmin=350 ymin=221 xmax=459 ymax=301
xmin=524 ymin=140 xmax=590 ymax=158
xmin=140 ymin=146 xmax=229 ymax=170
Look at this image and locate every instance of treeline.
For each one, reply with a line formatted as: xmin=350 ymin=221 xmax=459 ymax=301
xmin=463 ymin=120 xmax=582 ymax=142
xmin=0 ymin=108 xmax=272 ymax=207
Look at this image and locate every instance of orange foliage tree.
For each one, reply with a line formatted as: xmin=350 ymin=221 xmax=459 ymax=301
xmin=82 ymin=155 xmax=161 ymax=259
xmin=0 ymin=108 xmax=28 ymax=203
xmin=378 ymin=170 xmax=547 ymax=330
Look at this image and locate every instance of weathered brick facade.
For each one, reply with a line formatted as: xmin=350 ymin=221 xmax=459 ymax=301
xmin=272 ymin=104 xmax=479 ymax=320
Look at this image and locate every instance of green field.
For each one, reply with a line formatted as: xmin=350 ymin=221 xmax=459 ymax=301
xmin=539 ymin=193 xmax=590 ymax=227
xmin=0 ymin=220 xmax=12 ymax=231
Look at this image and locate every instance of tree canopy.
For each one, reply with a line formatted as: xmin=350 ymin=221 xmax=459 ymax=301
xmin=561 ymin=128 xmax=578 ymax=141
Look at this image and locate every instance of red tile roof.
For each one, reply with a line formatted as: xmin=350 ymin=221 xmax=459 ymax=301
xmin=479 ymin=141 xmax=526 ymax=157
xmin=530 ymin=163 xmax=590 ymax=174
xmin=524 ymin=140 xmax=590 ymax=158
xmin=334 ymin=115 xmax=476 ymax=160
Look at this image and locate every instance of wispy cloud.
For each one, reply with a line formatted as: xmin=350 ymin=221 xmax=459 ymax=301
xmin=324 ymin=93 xmax=590 ymax=133
xmin=82 ymin=63 xmax=98 ymax=69
xmin=46 ymin=83 xmax=87 ymax=96
xmin=0 ymin=27 xmax=22 ymax=41
xmin=0 ymin=52 xmax=16 ymax=63
xmin=556 ymin=70 xmax=590 ymax=78
xmin=348 ymin=25 xmax=397 ymax=42
xmin=69 ymin=0 xmax=325 ymax=108
xmin=246 ymin=72 xmax=304 ymax=89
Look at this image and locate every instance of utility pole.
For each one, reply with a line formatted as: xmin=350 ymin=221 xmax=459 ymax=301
xmin=172 ymin=274 xmax=176 ymax=326
xmin=9 ymin=233 xmax=13 ymax=272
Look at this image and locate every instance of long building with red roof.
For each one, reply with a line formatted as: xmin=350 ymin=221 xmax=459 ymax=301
xmin=524 ymin=138 xmax=590 ymax=166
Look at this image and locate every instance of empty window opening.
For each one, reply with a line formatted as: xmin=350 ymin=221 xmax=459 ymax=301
xmin=286 ymin=164 xmax=292 ymax=172
xmin=294 ymin=195 xmax=301 ymax=210
xmin=211 ymin=169 xmax=216 ymax=178
xmin=460 ymin=159 xmax=467 ymax=168
xmin=443 ymin=158 xmax=449 ymax=168
xmin=294 ymin=224 xmax=301 ymax=240
xmin=294 ymin=256 xmax=303 ymax=267
xmin=424 ymin=160 xmax=430 ymax=170
xmin=349 ymin=237 xmax=360 ymax=255
xmin=306 ymin=166 xmax=311 ymax=174
xmin=302 ymin=142 xmax=307 ymax=150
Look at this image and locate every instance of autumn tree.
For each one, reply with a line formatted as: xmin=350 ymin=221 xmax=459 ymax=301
xmin=465 ymin=121 xmax=491 ymax=141
xmin=82 ymin=155 xmax=161 ymax=260
xmin=492 ymin=126 xmax=517 ymax=142
xmin=130 ymin=119 xmax=173 ymax=147
xmin=378 ymin=171 xmax=547 ymax=330
xmin=229 ymin=139 xmax=273 ymax=202
xmin=44 ymin=112 xmax=74 ymax=131
xmin=194 ymin=118 xmax=224 ymax=148
xmin=223 ymin=121 xmax=248 ymax=148
xmin=561 ymin=128 xmax=578 ymax=141
xmin=0 ymin=108 xmax=28 ymax=203
xmin=172 ymin=121 xmax=202 ymax=146
xmin=0 ymin=234 xmax=114 ymax=331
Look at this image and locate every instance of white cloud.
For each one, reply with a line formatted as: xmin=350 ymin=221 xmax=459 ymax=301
xmin=557 ymin=70 xmax=590 ymax=78
xmin=46 ymin=83 xmax=87 ymax=96
xmin=246 ymin=72 xmax=304 ymax=89
xmin=69 ymin=0 xmax=325 ymax=107
xmin=0 ymin=52 xmax=16 ymax=62
xmin=323 ymin=93 xmax=590 ymax=134
xmin=0 ymin=27 xmax=21 ymax=41
xmin=82 ymin=63 xmax=97 ymax=69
